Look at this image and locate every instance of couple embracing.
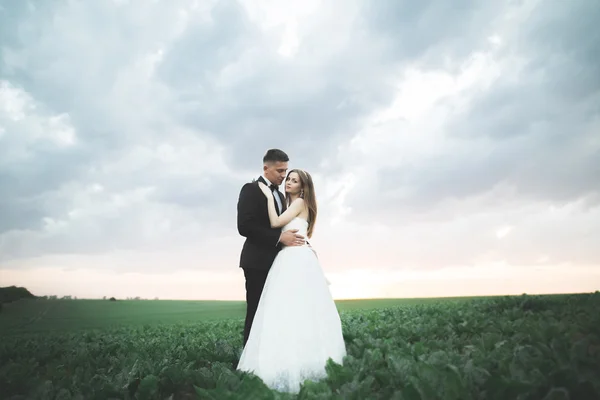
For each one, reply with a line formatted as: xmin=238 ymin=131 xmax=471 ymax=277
xmin=235 ymin=149 xmax=346 ymax=393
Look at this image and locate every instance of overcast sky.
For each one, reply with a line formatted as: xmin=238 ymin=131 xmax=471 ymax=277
xmin=1 ymin=0 xmax=599 ymax=300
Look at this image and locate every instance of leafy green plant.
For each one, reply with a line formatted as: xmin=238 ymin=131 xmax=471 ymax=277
xmin=1 ymin=293 xmax=599 ymax=399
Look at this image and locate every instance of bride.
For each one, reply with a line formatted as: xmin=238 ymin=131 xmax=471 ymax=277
xmin=236 ymin=168 xmax=347 ymax=393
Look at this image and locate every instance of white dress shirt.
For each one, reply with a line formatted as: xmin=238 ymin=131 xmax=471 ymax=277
xmin=261 ymin=175 xmax=283 ymax=213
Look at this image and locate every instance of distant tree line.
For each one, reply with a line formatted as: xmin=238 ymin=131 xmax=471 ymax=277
xmin=0 ymin=286 xmax=160 ymax=310
xmin=0 ymin=286 xmax=36 ymax=303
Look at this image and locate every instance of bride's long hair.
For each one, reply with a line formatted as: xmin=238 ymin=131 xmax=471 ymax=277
xmin=285 ymin=169 xmax=317 ymax=238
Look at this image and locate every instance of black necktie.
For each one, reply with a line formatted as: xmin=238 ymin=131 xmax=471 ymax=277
xmin=269 ymin=184 xmax=278 ymax=192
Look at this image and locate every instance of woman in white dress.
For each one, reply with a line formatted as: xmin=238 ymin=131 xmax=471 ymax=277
xmin=236 ymin=169 xmax=347 ymax=393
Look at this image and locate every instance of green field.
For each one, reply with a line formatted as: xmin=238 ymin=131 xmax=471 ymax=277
xmin=1 ymin=293 xmax=599 ymax=399
xmin=0 ymin=296 xmax=477 ymax=335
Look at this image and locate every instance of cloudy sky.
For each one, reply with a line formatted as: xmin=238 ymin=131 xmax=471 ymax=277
xmin=1 ymin=0 xmax=599 ymax=300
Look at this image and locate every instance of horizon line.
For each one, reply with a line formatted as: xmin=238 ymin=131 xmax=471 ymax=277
xmin=13 ymin=289 xmax=597 ymax=302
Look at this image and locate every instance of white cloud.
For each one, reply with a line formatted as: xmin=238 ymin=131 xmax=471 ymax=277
xmin=0 ymin=0 xmax=598 ymax=299
xmin=0 ymin=81 xmax=78 ymax=151
xmin=495 ymin=226 xmax=513 ymax=239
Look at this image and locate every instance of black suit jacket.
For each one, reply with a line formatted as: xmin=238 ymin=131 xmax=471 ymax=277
xmin=237 ymin=176 xmax=287 ymax=271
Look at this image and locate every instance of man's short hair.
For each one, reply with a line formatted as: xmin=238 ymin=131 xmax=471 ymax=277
xmin=263 ymin=149 xmax=289 ymax=163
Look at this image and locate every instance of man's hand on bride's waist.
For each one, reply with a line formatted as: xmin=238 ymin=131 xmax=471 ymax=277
xmin=279 ymin=229 xmax=305 ymax=246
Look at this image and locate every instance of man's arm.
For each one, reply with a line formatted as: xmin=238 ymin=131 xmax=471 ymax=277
xmin=237 ymin=183 xmax=281 ymax=247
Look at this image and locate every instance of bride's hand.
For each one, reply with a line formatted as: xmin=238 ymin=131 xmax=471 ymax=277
xmin=257 ymin=182 xmax=272 ymax=198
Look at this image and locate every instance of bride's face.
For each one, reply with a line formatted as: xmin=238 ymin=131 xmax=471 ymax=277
xmin=285 ymin=172 xmax=302 ymax=194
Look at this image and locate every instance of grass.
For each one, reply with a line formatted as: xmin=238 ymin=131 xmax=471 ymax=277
xmin=0 ymin=296 xmax=480 ymax=334
xmin=0 ymin=299 xmax=246 ymax=334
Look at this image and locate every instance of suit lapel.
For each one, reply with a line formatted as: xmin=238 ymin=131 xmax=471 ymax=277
xmin=257 ymin=176 xmax=282 ymax=215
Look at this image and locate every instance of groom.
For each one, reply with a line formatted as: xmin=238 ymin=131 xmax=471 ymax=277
xmin=237 ymin=148 xmax=306 ymax=346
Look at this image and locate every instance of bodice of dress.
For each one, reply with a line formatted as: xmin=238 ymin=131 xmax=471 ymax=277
xmin=281 ymin=217 xmax=309 ymax=244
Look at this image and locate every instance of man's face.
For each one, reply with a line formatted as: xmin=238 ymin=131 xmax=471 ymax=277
xmin=264 ymin=161 xmax=288 ymax=186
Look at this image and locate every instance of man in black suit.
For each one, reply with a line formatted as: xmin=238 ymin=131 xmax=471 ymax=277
xmin=237 ymin=149 xmax=306 ymax=346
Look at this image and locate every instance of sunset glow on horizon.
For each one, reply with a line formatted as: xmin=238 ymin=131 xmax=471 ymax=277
xmin=2 ymin=262 xmax=598 ymax=301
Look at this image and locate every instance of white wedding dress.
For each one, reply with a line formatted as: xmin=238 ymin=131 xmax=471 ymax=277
xmin=236 ymin=217 xmax=347 ymax=393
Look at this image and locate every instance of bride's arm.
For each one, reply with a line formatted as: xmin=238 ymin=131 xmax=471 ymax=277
xmin=258 ymin=182 xmax=303 ymax=228
xmin=265 ymin=195 xmax=304 ymax=228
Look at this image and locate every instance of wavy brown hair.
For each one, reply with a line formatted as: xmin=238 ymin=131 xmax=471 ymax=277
xmin=285 ymin=169 xmax=317 ymax=238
